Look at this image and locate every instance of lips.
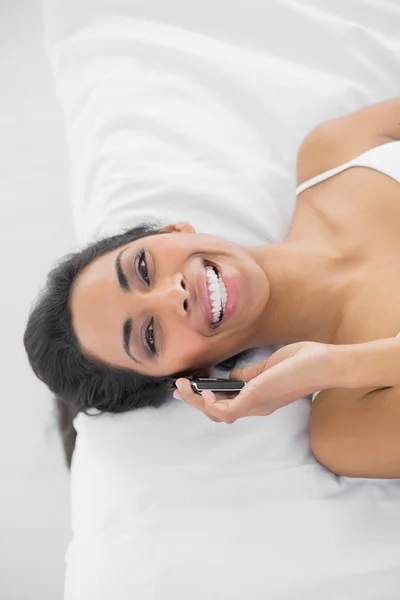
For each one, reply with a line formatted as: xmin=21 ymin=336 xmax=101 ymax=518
xmin=217 ymin=264 xmax=238 ymax=322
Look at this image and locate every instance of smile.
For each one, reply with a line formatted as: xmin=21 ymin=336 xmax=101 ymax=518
xmin=204 ymin=262 xmax=227 ymax=326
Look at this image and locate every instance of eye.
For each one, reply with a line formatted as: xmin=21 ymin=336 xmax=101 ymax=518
xmin=136 ymin=249 xmax=150 ymax=285
xmin=136 ymin=249 xmax=157 ymax=356
xmin=144 ymin=318 xmax=157 ymax=356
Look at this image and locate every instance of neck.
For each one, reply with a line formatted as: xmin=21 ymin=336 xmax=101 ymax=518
xmin=248 ymin=239 xmax=354 ymax=346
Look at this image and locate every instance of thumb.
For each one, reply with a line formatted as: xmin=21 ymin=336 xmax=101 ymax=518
xmin=230 ymin=358 xmax=271 ymax=383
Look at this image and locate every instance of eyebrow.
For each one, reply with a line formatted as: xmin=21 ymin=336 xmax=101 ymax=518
xmin=116 ymin=248 xmax=131 ymax=292
xmin=116 ymin=249 xmax=142 ymax=364
xmin=122 ymin=318 xmax=142 ymax=364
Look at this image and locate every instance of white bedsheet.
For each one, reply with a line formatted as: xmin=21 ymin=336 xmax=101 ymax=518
xmin=43 ymin=1 xmax=400 ymax=598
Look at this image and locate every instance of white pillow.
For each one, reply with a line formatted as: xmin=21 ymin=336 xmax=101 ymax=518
xmin=46 ymin=0 xmax=399 ymax=248
xmin=43 ymin=1 xmax=400 ymax=599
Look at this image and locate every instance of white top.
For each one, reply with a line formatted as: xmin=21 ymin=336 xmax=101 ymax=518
xmin=298 ymin=140 xmax=400 ymax=401
xmin=296 ymin=140 xmax=400 ymax=197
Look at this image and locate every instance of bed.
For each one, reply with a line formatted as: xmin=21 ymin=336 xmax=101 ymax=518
xmin=43 ymin=1 xmax=400 ymax=598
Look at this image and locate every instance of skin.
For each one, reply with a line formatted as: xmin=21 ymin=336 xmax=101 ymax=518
xmin=71 ymin=223 xmax=273 ymax=377
xmin=71 ymin=99 xmax=400 ymax=382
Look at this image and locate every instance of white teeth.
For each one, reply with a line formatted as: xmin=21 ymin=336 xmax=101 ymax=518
xmin=205 ymin=265 xmax=228 ymax=323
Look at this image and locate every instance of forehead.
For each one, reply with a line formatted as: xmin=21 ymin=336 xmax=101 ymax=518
xmin=70 ymin=246 xmax=127 ymax=357
xmin=78 ymin=247 xmax=117 ymax=285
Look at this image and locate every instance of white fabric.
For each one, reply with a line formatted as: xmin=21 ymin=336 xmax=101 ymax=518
xmin=296 ymin=140 xmax=400 ymax=197
xmin=42 ymin=1 xmax=400 ymax=599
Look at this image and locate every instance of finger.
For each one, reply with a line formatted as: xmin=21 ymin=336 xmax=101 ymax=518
xmin=175 ymin=379 xmax=235 ymax=423
xmin=208 ymin=415 xmax=223 ymax=423
xmin=175 ymin=378 xmax=205 ymax=412
xmin=202 ymin=391 xmax=235 ymax=422
xmin=195 ymin=391 xmax=230 ymax=423
xmin=175 ymin=379 xmax=225 ymax=422
xmin=208 ymin=381 xmax=266 ymax=420
xmin=202 ymin=391 xmax=239 ymax=424
xmin=176 ymin=380 xmax=233 ymax=406
xmin=230 ymin=359 xmax=269 ymax=382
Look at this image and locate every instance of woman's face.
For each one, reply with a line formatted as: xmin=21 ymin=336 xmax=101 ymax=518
xmin=71 ymin=223 xmax=270 ymax=377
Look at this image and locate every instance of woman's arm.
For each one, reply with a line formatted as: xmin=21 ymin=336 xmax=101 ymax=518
xmin=339 ymin=337 xmax=400 ymax=390
xmin=175 ymin=337 xmax=400 ymax=435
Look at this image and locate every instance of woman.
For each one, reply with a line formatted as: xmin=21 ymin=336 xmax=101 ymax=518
xmin=24 ymin=99 xmax=400 ymax=478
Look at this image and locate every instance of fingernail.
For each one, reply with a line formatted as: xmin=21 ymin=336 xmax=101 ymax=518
xmin=173 ymin=391 xmax=183 ymax=401
xmin=175 ymin=379 xmax=183 ymax=391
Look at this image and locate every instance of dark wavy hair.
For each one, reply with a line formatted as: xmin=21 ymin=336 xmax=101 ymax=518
xmin=24 ymin=224 xmax=170 ymax=414
xmin=24 ymin=223 xmax=246 ymax=468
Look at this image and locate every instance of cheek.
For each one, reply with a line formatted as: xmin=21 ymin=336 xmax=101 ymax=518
xmin=161 ymin=237 xmax=192 ymax=259
xmin=166 ymin=330 xmax=211 ymax=372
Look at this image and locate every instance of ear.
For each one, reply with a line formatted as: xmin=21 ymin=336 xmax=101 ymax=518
xmin=160 ymin=222 xmax=196 ymax=234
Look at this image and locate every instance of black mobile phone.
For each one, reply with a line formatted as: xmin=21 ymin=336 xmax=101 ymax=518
xmin=165 ymin=377 xmax=245 ymax=394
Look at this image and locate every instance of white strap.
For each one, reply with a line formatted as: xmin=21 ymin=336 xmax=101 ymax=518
xmin=296 ymin=140 xmax=400 ymax=197
xmin=296 ymin=163 xmax=349 ymax=197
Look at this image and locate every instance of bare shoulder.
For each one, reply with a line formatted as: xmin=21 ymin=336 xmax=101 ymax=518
xmin=297 ymin=98 xmax=400 ymax=187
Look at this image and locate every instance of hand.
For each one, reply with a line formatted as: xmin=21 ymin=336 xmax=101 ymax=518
xmin=172 ymin=379 xmax=227 ymax=423
xmin=174 ymin=341 xmax=342 ymax=423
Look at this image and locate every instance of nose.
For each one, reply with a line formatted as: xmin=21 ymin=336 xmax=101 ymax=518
xmin=149 ymin=273 xmax=190 ymax=315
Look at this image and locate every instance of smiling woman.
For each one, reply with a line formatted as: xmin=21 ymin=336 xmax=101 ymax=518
xmin=24 ymin=100 xmax=400 ymax=435
xmin=23 ymin=221 xmax=261 ymax=414
xmin=68 ymin=220 xmax=270 ymax=380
